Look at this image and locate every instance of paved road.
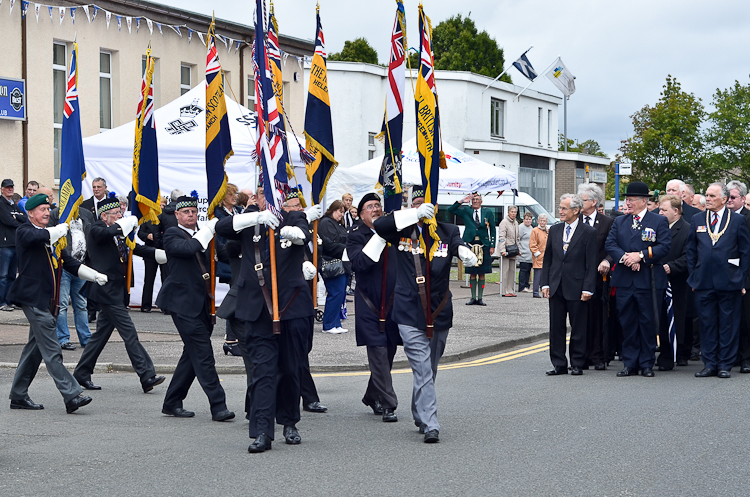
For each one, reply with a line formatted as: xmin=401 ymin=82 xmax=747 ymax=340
xmin=2 ymin=340 xmax=748 ymax=496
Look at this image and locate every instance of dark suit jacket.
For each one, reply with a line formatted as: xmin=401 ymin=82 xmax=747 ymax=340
xmin=447 ymin=202 xmax=496 ymax=248
xmin=682 ymin=201 xmax=700 ymax=223
xmin=374 ymin=215 xmax=465 ymax=331
xmin=346 ymin=224 xmax=400 ymax=348
xmin=7 ymin=222 xmax=81 ymax=309
xmin=580 ymin=212 xmax=613 ymax=266
xmin=80 ymin=195 xmax=107 ymax=219
xmin=687 ymin=208 xmax=750 ymax=291
xmin=606 ymin=209 xmax=671 ymax=290
xmin=156 ymin=226 xmax=212 ymax=318
xmin=85 ymin=220 xmax=155 ymax=306
xmin=663 ymin=216 xmax=690 ymax=285
xmin=540 ymin=221 xmax=597 ymax=300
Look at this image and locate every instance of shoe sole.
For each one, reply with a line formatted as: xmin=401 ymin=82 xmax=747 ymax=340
xmin=161 ymin=408 xmax=195 ymax=418
xmin=248 ymin=444 xmax=272 ymax=453
xmin=142 ymin=376 xmax=166 ymax=393
xmin=10 ymin=404 xmax=44 ymax=410
xmin=382 ymin=417 xmax=398 ymax=423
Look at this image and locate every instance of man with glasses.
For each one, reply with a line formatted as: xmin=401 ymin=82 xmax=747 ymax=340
xmin=725 ymin=181 xmax=750 ymax=373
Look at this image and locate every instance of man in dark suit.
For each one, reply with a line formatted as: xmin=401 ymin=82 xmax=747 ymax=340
xmin=656 ymin=195 xmax=691 ymax=370
xmin=73 ymin=197 xmax=166 ymax=393
xmin=447 ymin=193 xmax=496 ymax=305
xmin=666 ymin=179 xmax=700 ymax=223
xmin=79 ymin=177 xmax=108 ymax=218
xmin=688 ymin=183 xmax=750 ymax=378
xmin=157 ymin=196 xmax=233 ymax=421
xmin=7 ymin=193 xmax=106 ymax=413
xmin=606 ymin=181 xmax=671 ymax=377
xmin=725 ymin=180 xmax=750 ymax=373
xmin=347 ymin=192 xmax=401 ymax=422
xmin=541 ymin=194 xmax=597 ymax=375
xmin=578 ymin=184 xmax=614 ymax=370
xmin=374 ymin=190 xmax=478 ymax=443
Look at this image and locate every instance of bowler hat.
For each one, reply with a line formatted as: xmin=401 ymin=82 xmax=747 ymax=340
xmin=625 ymin=181 xmax=650 ymax=197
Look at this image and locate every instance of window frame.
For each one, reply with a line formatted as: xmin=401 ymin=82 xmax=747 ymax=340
xmin=490 ymin=97 xmax=505 ymax=138
xmin=180 ymin=64 xmax=192 ymax=95
xmin=99 ymin=51 xmax=113 ymax=132
xmin=53 ymin=42 xmax=67 ymax=180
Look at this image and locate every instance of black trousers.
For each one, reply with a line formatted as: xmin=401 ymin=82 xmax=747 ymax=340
xmin=616 ymin=287 xmax=658 ymax=370
xmin=299 ymin=319 xmax=319 ymax=405
xmin=362 ymin=344 xmax=398 ymax=409
xmin=141 ymin=259 xmax=159 ymax=310
xmin=163 ymin=307 xmax=227 ymax=415
xmin=586 ymin=288 xmax=606 ymax=365
xmin=74 ymin=303 xmax=156 ymax=384
xmin=247 ymin=313 xmax=307 ymax=440
xmin=228 ymin=316 xmax=254 ymax=414
xmin=548 ymin=291 xmax=588 ymax=368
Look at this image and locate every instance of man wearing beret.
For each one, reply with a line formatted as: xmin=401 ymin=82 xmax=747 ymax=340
xmin=346 ymin=192 xmax=402 ymax=422
xmin=0 ymin=179 xmax=27 ymax=312
xmin=8 ymin=194 xmax=107 ymax=413
xmin=158 ymin=196 xmax=234 ymax=422
xmin=605 ymin=181 xmax=671 ymax=377
xmin=73 ymin=196 xmax=167 ymax=393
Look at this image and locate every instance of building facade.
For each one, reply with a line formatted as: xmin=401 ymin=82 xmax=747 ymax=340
xmin=0 ymin=0 xmax=313 ymax=191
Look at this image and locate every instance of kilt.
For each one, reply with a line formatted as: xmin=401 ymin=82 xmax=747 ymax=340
xmin=464 ymin=244 xmax=492 ymax=275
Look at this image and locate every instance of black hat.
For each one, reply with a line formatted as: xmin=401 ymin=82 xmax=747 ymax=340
xmin=286 ymin=187 xmax=302 ymax=200
xmin=175 ymin=195 xmax=198 ymax=211
xmin=357 ymin=192 xmax=381 ymax=214
xmin=411 ymin=188 xmax=425 ymax=201
xmin=97 ymin=196 xmax=121 ymax=216
xmin=1 ymin=179 xmax=14 ymax=188
xmin=625 ymin=181 xmax=650 ymax=197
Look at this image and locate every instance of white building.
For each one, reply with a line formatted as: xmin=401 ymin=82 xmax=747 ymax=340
xmin=311 ymin=61 xmax=609 ymax=211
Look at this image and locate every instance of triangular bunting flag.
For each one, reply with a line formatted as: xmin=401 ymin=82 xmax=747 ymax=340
xmin=117 ymin=15 xmax=121 ymax=31
xmin=92 ymin=6 xmax=98 ymax=22
xmin=197 ymin=31 xmax=205 ymax=46
xmin=9 ymin=0 xmax=15 ymax=16
xmin=234 ymin=40 xmax=241 ymax=54
xmin=82 ymin=5 xmax=89 ymax=23
xmin=48 ymin=5 xmax=52 ymax=22
xmin=156 ymin=22 xmax=162 ymax=35
xmin=227 ymin=38 xmax=233 ymax=54
xmin=58 ymin=6 xmax=64 ymax=25
xmin=126 ymin=16 xmax=131 ymax=33
xmin=136 ymin=17 xmax=140 ymax=32
xmin=168 ymin=25 xmax=181 ymax=37
xmin=34 ymin=2 xmax=39 ymax=22
xmin=22 ymin=0 xmax=28 ymax=19
xmin=70 ymin=6 xmax=75 ymax=24
xmin=188 ymin=28 xmax=193 ymax=43
xmin=146 ymin=18 xmax=152 ymax=34
xmin=105 ymin=10 xmax=111 ymax=29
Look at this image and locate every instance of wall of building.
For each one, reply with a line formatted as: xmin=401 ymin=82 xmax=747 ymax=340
xmin=0 ymin=8 xmax=25 ymax=186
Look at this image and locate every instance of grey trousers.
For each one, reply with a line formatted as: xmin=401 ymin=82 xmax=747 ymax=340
xmin=74 ymin=303 xmax=156 ymax=385
xmin=398 ymin=324 xmax=449 ymax=433
xmin=10 ymin=306 xmax=83 ymax=403
xmin=363 ymin=345 xmax=398 ymax=410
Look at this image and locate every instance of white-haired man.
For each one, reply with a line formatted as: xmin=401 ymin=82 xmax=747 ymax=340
xmin=666 ymin=179 xmax=700 ymax=222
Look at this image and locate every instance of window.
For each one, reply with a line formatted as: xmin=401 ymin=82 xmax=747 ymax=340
xmin=100 ymin=51 xmax=112 ymax=131
xmin=537 ymin=107 xmax=542 ymax=145
xmin=368 ymin=150 xmax=375 ymax=160
xmin=367 ymin=132 xmax=377 ymax=160
xmin=547 ymin=109 xmax=552 ymax=147
xmin=368 ymin=132 xmax=376 ymax=146
xmin=222 ymin=70 xmax=230 ymax=91
xmin=490 ymin=98 xmax=504 ymax=138
xmin=247 ymin=75 xmax=255 ymax=108
xmin=180 ymin=65 xmax=191 ymax=95
xmin=53 ymin=42 xmax=67 ymax=180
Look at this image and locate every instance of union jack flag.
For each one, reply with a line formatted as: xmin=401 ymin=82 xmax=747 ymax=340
xmin=63 ymin=48 xmax=78 ymax=118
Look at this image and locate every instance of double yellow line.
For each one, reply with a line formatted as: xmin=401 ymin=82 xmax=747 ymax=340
xmin=313 ymin=341 xmax=550 ymax=378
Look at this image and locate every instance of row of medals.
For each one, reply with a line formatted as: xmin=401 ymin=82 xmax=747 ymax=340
xmin=397 ymin=238 xmax=450 ymax=257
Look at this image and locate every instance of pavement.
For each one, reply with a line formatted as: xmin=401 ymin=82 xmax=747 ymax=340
xmin=0 ymin=279 xmax=548 ymax=374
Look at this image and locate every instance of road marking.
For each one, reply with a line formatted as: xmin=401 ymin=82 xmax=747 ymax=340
xmin=313 ymin=340 xmax=551 ymax=378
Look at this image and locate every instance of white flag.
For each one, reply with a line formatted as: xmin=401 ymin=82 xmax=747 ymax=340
xmin=147 ymin=18 xmax=153 ymax=34
xmin=105 ymin=10 xmax=111 ymax=29
xmin=9 ymin=0 xmax=15 ymax=16
xmin=197 ymin=31 xmax=205 ymax=46
xmin=82 ymin=5 xmax=90 ymax=23
xmin=58 ymin=6 xmax=64 ymax=25
xmin=545 ymin=57 xmax=576 ymax=97
xmin=34 ymin=2 xmax=39 ymax=22
xmin=126 ymin=16 xmax=131 ymax=33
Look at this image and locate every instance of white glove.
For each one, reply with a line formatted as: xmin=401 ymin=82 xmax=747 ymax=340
xmin=416 ymin=203 xmax=435 ymax=220
xmin=77 ymin=264 xmax=108 ymax=286
xmin=305 ymin=204 xmax=323 ymax=223
xmin=258 ymin=210 xmax=280 ymax=229
xmin=115 ymin=216 xmax=139 ymax=237
xmin=205 ymin=217 xmax=219 ymax=234
xmin=280 ymin=226 xmax=306 ymax=245
xmin=193 ymin=224 xmax=215 ymax=251
xmin=46 ymin=223 xmax=68 ymax=245
xmin=362 ymin=234 xmax=387 ymax=262
xmin=155 ymin=249 xmax=167 ymax=264
xmin=458 ymin=245 xmax=478 ymax=267
xmin=302 ymin=261 xmax=317 ymax=280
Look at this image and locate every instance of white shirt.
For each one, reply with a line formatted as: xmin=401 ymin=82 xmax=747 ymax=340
xmin=178 ymin=224 xmax=197 ymax=236
xmin=581 ymin=211 xmax=597 ymax=227
xmin=634 ymin=207 xmax=648 ymax=221
xmin=473 ymin=208 xmax=481 ymax=223
xmin=709 ymin=206 xmax=726 ymax=234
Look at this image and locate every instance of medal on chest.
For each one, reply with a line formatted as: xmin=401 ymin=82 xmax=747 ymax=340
xmin=641 ymin=228 xmax=656 ymax=243
xmin=631 ymin=217 xmax=641 ymax=230
xmin=435 ymin=242 xmax=449 ymax=258
xmin=398 ymin=237 xmax=410 ymax=252
xmin=279 ymin=235 xmax=292 ymax=249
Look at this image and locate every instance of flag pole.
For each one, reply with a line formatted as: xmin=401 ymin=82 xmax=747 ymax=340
xmin=312 ymin=219 xmax=318 ymax=311
xmin=126 ymin=250 xmax=133 ymax=295
xmin=482 ymin=46 xmax=532 ymax=93
xmin=269 ymin=228 xmax=281 ymax=334
xmin=210 ymin=238 xmax=216 ymax=324
xmin=515 ymin=56 xmax=559 ymax=101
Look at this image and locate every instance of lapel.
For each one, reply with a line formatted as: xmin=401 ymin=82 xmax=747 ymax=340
xmin=564 ymin=222 xmax=584 ymax=257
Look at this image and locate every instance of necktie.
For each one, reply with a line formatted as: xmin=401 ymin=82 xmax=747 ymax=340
xmin=564 ymin=225 xmax=571 ymax=254
xmin=711 ymin=213 xmax=718 ymax=230
xmin=584 ymin=216 xmax=591 ymax=226
xmin=634 ymin=215 xmax=640 ymax=223
xmin=474 ymin=210 xmax=480 ymax=224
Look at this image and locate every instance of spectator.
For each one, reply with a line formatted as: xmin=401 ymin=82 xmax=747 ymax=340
xmin=693 ymin=194 xmax=706 ymax=212
xmin=214 ymin=183 xmax=242 ymax=283
xmin=80 ymin=177 xmax=108 ymax=218
xmin=17 ymin=181 xmax=39 ymax=212
xmin=0 ymin=179 xmax=27 ymax=311
xmin=117 ymin=195 xmax=129 ymax=215
xmin=240 ymin=188 xmax=256 ymax=208
xmin=597 ymin=203 xmax=605 ymax=215
xmin=529 ymin=214 xmax=549 ymax=298
xmin=517 ymin=212 xmax=534 ymax=293
xmin=682 ymin=183 xmax=696 ymax=206
xmin=497 ymin=205 xmax=520 ymax=297
xmin=11 ymin=193 xmax=21 ymax=205
xmin=342 ymin=193 xmax=355 ymax=229
xmin=237 ymin=191 xmax=249 ymax=210
xmin=349 ymin=206 xmax=359 ymax=223
xmin=319 ymin=200 xmax=349 ymax=334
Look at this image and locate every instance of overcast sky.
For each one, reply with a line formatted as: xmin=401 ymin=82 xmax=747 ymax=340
xmin=162 ymin=0 xmax=750 ymax=159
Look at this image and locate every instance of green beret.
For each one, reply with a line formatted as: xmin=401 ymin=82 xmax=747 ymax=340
xmin=25 ymin=193 xmax=50 ymax=212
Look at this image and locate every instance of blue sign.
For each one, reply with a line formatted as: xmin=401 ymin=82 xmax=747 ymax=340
xmin=0 ymin=77 xmax=26 ymax=121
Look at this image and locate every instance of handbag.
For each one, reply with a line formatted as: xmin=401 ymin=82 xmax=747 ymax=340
xmin=320 ymin=257 xmax=345 ymax=279
xmin=505 ymin=243 xmax=520 ymax=258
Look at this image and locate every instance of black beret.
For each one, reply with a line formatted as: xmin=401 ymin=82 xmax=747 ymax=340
xmin=357 ymin=192 xmax=381 ymax=214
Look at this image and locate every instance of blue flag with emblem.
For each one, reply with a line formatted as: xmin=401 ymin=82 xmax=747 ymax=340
xmin=56 ymin=42 xmax=86 ymax=266
xmin=512 ymin=52 xmax=538 ymax=81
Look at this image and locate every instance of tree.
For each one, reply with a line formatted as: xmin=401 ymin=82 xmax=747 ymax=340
xmin=328 ymin=37 xmax=378 ymax=65
xmin=619 ymin=75 xmax=706 ymax=190
xmin=406 ymin=15 xmax=511 ymax=82
xmin=704 ymin=80 xmax=750 ymax=184
xmin=558 ymin=134 xmax=609 ymax=158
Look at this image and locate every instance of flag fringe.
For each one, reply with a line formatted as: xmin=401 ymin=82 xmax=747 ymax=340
xmin=207 ymin=172 xmax=229 ymax=219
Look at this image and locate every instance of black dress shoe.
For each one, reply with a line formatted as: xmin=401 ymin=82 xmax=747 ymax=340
xmin=424 ymin=429 xmax=440 ymax=443
xmin=60 ymin=342 xmax=76 ymax=351
xmin=382 ymin=408 xmax=398 ymax=422
xmin=740 ymin=364 xmax=750 ymax=374
xmin=78 ymin=379 xmax=101 ymax=390
xmin=364 ymin=400 xmax=383 ymax=415
xmin=676 ymin=359 xmax=689 ymax=367
xmin=162 ymin=407 xmax=195 ymax=417
xmin=88 ymin=311 xmax=97 ymax=323
xmin=642 ymin=368 xmax=655 ymax=377
xmin=545 ymin=367 xmax=568 ymax=376
xmin=465 ymin=298 xmax=476 ymax=305
xmin=570 ymin=366 xmax=583 ymax=375
xmin=212 ymin=409 xmax=236 ymax=422
xmin=657 ymin=366 xmax=673 ymax=371
xmin=594 ymin=363 xmax=607 ymax=371
xmin=617 ymin=367 xmax=637 ymax=377
xmin=689 ymin=353 xmax=701 ymax=361
xmin=248 ymin=433 xmax=272 ymax=453
xmin=10 ymin=397 xmax=44 ymax=410
xmin=303 ymin=401 xmax=327 ymax=413
xmin=283 ymin=425 xmax=301 ymax=445
xmin=142 ymin=375 xmax=166 ymax=393
xmin=66 ymin=394 xmax=92 ymax=413
xmin=718 ymin=370 xmax=731 ymax=379
xmin=475 ymin=299 xmax=486 ymax=306
xmin=140 ymin=308 xmax=152 ymax=313
xmin=695 ymin=368 xmax=718 ymax=378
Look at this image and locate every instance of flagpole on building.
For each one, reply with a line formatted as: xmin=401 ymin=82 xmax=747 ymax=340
xmin=515 ymin=56 xmax=559 ymax=101
xmin=481 ymin=46 xmax=532 ymax=93
xmin=564 ymin=96 xmax=568 ymax=152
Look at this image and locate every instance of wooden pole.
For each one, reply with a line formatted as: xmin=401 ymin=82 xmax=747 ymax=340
xmin=425 ymin=237 xmax=433 ymax=339
xmin=378 ymin=248 xmax=388 ymax=333
xmin=126 ymin=250 xmax=133 ymax=295
xmin=269 ymin=228 xmax=281 ymax=334
xmin=210 ymin=238 xmax=216 ymax=324
xmin=312 ymin=219 xmax=318 ymax=309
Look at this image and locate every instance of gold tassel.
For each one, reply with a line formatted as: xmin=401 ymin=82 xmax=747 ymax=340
xmin=439 ymin=150 xmax=447 ymax=169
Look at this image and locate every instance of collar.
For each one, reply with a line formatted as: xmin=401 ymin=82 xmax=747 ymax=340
xmin=565 ymin=218 xmax=579 ymax=230
xmin=635 ymin=207 xmax=648 ymax=220
xmin=669 ymin=219 xmax=678 ymax=228
xmin=582 ymin=211 xmax=596 ymax=223
xmin=710 ymin=206 xmax=726 ymax=219
xmin=178 ymin=223 xmax=197 ymax=235
xmin=735 ymin=207 xmax=744 ymax=214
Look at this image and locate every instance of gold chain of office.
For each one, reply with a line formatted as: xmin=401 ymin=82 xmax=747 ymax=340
xmin=707 ymin=209 xmax=730 ymax=244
